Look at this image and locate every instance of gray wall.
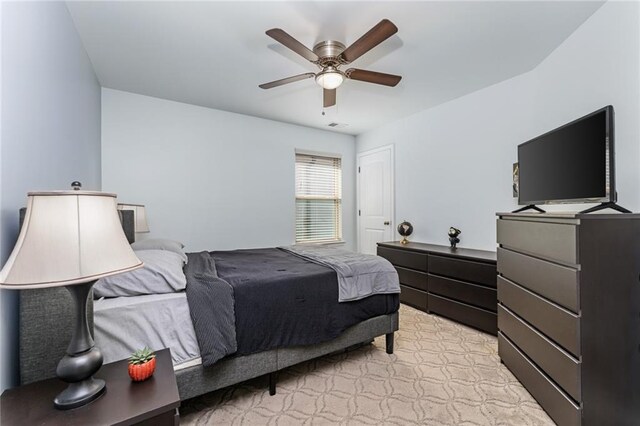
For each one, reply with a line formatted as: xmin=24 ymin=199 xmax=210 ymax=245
xmin=357 ymin=1 xmax=640 ymax=251
xmin=0 ymin=2 xmax=101 ymax=391
xmin=101 ymin=89 xmax=357 ymax=251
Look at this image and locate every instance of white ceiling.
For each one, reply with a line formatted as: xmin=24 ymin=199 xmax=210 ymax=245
xmin=66 ymin=1 xmax=603 ymax=135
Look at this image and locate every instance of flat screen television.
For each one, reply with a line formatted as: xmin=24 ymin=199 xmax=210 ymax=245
xmin=517 ymin=105 xmax=615 ymax=206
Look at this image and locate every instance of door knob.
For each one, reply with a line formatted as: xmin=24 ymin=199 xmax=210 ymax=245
xmin=384 ymin=221 xmax=390 ymax=225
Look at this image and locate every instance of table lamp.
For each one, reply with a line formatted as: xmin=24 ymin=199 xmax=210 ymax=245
xmin=0 ymin=183 xmax=143 ymax=410
xmin=117 ymin=203 xmax=150 ymax=234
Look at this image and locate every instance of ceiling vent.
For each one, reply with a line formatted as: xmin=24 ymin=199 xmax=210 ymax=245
xmin=328 ymin=122 xmax=349 ymax=129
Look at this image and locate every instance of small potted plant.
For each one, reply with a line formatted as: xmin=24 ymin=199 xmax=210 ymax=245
xmin=128 ymin=347 xmax=156 ymax=382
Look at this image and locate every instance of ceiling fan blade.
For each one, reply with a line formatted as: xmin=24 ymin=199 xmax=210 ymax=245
xmin=345 ymin=69 xmax=402 ymax=87
xmin=323 ymin=89 xmax=336 ymax=108
xmin=339 ymin=19 xmax=398 ymax=64
xmin=259 ymin=73 xmax=316 ymax=89
xmin=266 ymin=28 xmax=319 ymax=62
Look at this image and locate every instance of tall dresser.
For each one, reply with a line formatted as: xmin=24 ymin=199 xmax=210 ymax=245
xmin=377 ymin=241 xmax=497 ymax=334
xmin=496 ymin=212 xmax=640 ymax=426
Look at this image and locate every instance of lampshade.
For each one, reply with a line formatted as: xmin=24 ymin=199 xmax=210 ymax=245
xmin=0 ymin=191 xmax=143 ymax=289
xmin=117 ymin=203 xmax=150 ymax=233
xmin=315 ymin=69 xmax=344 ymax=90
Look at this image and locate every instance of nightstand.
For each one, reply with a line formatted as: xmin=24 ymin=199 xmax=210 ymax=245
xmin=1 ymin=348 xmax=180 ymax=425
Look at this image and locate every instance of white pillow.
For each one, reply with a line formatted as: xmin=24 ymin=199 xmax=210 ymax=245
xmin=94 ymin=250 xmax=187 ymax=298
xmin=131 ymin=238 xmax=187 ymax=264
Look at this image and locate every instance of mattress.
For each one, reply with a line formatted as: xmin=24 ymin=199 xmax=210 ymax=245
xmin=94 ymin=292 xmax=201 ymax=370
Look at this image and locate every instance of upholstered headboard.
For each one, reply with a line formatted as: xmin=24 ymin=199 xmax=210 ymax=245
xmin=119 ymin=210 xmax=136 ymax=244
xmin=17 ymin=208 xmax=136 ymax=384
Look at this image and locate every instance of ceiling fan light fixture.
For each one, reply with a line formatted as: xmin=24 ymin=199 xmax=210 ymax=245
xmin=315 ymin=69 xmax=344 ymax=90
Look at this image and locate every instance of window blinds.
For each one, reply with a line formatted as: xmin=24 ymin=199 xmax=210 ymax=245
xmin=295 ymin=153 xmax=342 ymax=243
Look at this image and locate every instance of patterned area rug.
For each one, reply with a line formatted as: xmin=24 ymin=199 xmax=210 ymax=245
xmin=181 ymin=305 xmax=554 ymax=425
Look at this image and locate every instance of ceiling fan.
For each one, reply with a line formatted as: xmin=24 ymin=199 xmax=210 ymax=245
xmin=259 ymin=19 xmax=402 ymax=108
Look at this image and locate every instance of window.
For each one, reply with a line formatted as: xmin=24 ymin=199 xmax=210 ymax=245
xmin=295 ymin=152 xmax=342 ymax=243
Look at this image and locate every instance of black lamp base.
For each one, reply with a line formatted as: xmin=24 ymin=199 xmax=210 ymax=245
xmin=54 ymin=281 xmax=106 ymax=410
xmin=54 ymin=377 xmax=105 ymax=410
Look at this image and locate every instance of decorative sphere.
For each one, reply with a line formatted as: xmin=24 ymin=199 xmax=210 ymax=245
xmin=397 ymin=221 xmax=414 ymax=237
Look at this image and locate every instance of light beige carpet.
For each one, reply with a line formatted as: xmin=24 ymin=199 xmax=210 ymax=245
xmin=181 ymin=305 xmax=554 ymax=425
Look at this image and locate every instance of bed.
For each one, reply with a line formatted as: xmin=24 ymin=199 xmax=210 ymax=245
xmin=18 ymin=214 xmax=400 ymax=401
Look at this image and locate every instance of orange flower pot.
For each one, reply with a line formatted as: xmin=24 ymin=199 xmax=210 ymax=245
xmin=128 ymin=358 xmax=156 ymax=382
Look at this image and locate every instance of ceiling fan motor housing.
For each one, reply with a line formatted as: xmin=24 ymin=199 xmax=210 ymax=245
xmin=313 ymin=41 xmax=346 ymax=67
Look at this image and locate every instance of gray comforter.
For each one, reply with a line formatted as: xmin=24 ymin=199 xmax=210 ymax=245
xmin=184 ymin=252 xmax=237 ymax=366
xmin=279 ymin=245 xmax=400 ymax=302
xmin=185 ymin=248 xmax=400 ymax=367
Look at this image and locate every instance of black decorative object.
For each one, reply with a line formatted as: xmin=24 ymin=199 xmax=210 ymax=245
xmin=397 ymin=221 xmax=413 ymax=244
xmin=448 ymin=227 xmax=461 ymax=249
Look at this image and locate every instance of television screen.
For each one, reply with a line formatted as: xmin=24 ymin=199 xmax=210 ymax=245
xmin=518 ymin=106 xmax=613 ymax=205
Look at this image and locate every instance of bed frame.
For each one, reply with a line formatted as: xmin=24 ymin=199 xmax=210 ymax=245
xmin=17 ymin=211 xmax=398 ymax=400
xmin=19 ymin=288 xmax=398 ymax=400
xmin=175 ymin=313 xmax=397 ymax=399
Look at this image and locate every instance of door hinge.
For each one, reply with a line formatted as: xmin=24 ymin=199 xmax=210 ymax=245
xmin=358 ymin=210 xmax=361 ymax=216
xmin=358 ymin=166 xmax=360 ymax=173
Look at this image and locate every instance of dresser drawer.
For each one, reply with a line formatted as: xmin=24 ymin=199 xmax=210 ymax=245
xmin=428 ymin=294 xmax=497 ymax=334
xmin=400 ymin=284 xmax=428 ymax=310
xmin=497 ymin=219 xmax=578 ymax=265
xmin=428 ymin=255 xmax=496 ymax=287
xmin=396 ymin=267 xmax=428 ymax=291
xmin=428 ymin=274 xmax=497 ymax=312
xmin=498 ymin=276 xmax=580 ymax=357
xmin=498 ymin=305 xmax=581 ymax=401
xmin=499 ymin=333 xmax=581 ymax=426
xmin=497 ymin=247 xmax=579 ymax=313
xmin=378 ymin=247 xmax=427 ymax=272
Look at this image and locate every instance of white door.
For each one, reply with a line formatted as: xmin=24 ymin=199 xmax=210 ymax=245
xmin=357 ymin=145 xmax=394 ymax=254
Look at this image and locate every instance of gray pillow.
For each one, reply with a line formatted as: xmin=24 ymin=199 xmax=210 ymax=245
xmin=131 ymin=238 xmax=187 ymax=264
xmin=94 ymin=250 xmax=187 ymax=298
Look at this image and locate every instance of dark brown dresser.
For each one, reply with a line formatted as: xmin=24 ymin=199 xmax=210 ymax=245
xmin=497 ymin=212 xmax=640 ymax=426
xmin=377 ymin=241 xmax=497 ymax=334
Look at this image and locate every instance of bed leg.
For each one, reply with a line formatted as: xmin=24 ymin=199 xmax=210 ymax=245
xmin=268 ymin=372 xmax=277 ymax=396
xmin=386 ymin=332 xmax=394 ymax=354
